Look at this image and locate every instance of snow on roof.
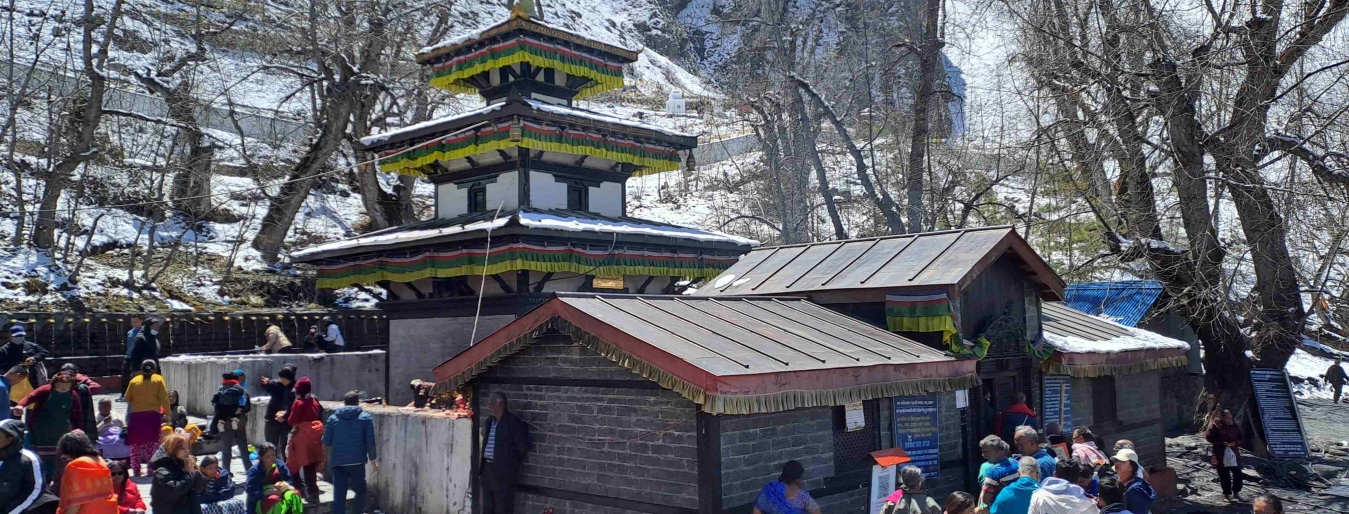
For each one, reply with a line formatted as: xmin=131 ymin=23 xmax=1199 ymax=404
xmin=290 ymin=216 xmax=510 ymax=260
xmin=289 ymin=209 xmax=757 ymax=262
xmin=359 ymin=103 xmax=503 ymax=147
xmin=517 ymin=211 xmax=757 ymax=245
xmin=419 ymin=13 xmax=639 ymax=56
xmin=524 ymin=99 xmax=695 ymax=138
xmin=1041 ymin=302 xmax=1192 ymax=353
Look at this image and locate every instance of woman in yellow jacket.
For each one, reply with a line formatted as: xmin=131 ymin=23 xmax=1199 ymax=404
xmin=123 ymin=359 xmax=170 ymax=476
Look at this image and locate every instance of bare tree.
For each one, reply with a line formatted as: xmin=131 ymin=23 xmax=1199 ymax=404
xmin=32 ymin=0 xmax=126 ymax=249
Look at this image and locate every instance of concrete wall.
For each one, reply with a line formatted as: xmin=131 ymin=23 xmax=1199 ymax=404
xmin=388 ymin=315 xmax=515 ymax=405
xmin=159 ymin=351 xmax=387 ymax=416
xmin=480 ymin=340 xmax=701 ymax=513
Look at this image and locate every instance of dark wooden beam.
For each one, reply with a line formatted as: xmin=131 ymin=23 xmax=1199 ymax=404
xmin=516 ymin=270 xmax=529 ymax=296
xmin=635 ymin=275 xmax=656 ymax=294
xmin=463 ymin=155 xmax=479 ymax=168
xmin=490 ymin=274 xmax=515 ymax=294
xmin=496 ymin=149 xmax=515 ymax=162
xmin=532 ymin=272 xmax=554 ymax=292
xmin=580 ymin=275 xmax=596 ymax=292
xmin=696 ymin=411 xmax=723 ymax=514
xmin=404 ymin=280 xmax=427 ymax=299
xmin=662 ymin=276 xmax=680 ymax=294
xmin=573 ymin=154 xmax=589 ymax=167
xmin=375 ymin=281 xmax=400 ymax=301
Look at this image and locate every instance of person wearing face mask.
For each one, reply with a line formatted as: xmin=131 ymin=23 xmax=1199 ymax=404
xmin=124 ymin=360 xmax=171 ymax=477
xmin=16 ymin=370 xmax=84 ymax=483
xmin=3 ymin=324 xmax=51 ymax=403
xmin=128 ymin=318 xmax=163 ymax=380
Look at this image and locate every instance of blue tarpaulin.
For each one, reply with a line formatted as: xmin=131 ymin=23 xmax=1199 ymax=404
xmin=1063 ymin=280 xmax=1164 ymax=327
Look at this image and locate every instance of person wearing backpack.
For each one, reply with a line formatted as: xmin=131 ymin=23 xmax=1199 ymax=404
xmin=1070 ymin=427 xmax=1109 ymax=476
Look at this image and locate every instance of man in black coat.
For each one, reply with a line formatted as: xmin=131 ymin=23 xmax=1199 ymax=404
xmin=128 ymin=317 xmax=162 ymax=375
xmin=0 ymin=419 xmax=43 ymax=514
xmin=480 ymin=392 xmax=529 ymax=514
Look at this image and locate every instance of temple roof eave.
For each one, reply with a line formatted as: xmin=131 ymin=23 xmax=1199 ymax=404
xmin=355 ymin=99 xmax=697 ymax=154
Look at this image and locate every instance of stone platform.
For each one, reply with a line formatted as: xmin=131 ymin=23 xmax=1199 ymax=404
xmin=158 ymin=351 xmax=388 ymax=415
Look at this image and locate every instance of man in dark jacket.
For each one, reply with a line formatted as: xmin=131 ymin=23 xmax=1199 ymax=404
xmin=0 ymin=419 xmax=43 ymax=514
xmin=995 ymin=392 xmax=1039 ymax=444
xmin=1327 ymin=358 xmax=1347 ymax=403
xmin=128 ymin=317 xmax=161 ymax=378
xmin=323 ymin=391 xmax=378 ymax=514
xmin=1 ymin=325 xmax=50 ymax=387
xmin=481 ymin=391 xmax=529 ymax=514
xmin=211 ymin=372 xmax=252 ymax=472
xmin=259 ymin=365 xmax=297 ymax=458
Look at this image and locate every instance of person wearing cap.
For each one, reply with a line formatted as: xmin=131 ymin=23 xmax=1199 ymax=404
xmin=262 ymin=321 xmax=293 ymax=355
xmin=300 ymin=326 xmax=324 ymax=352
xmin=16 ymin=369 xmax=83 ymax=482
xmin=0 ymin=419 xmax=44 ymax=514
xmin=1109 ymin=449 xmax=1154 ymax=514
xmin=120 ymin=315 xmax=145 ymax=402
xmin=124 ymin=360 xmax=170 ymax=477
xmin=320 ymin=317 xmax=345 ymax=353
xmin=752 ymin=460 xmax=821 ymax=514
xmin=286 ymin=377 xmax=325 ymax=503
xmin=128 ymin=318 xmax=162 ymax=381
xmin=211 ymin=372 xmax=252 ymax=473
xmin=1 ymin=365 xmax=29 ymax=418
xmin=259 ymin=366 xmax=297 ymax=461
xmin=3 ymin=324 xmax=51 ymax=403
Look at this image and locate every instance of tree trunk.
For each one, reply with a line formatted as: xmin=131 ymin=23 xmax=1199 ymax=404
xmin=793 ymin=88 xmax=847 ymax=240
xmin=904 ymin=0 xmax=942 ymax=234
xmin=252 ymin=90 xmax=360 ymax=262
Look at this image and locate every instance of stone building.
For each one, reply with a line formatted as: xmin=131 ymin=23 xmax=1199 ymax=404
xmin=1063 ymin=280 xmax=1206 ymax=432
xmin=1038 ymin=301 xmax=1192 ymax=466
xmin=432 ymin=294 xmax=977 ymax=513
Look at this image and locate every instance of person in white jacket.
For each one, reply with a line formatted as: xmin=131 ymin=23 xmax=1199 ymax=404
xmin=1029 ymin=458 xmax=1100 ymax=514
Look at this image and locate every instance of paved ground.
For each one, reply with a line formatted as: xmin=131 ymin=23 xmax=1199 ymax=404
xmin=102 ymin=393 xmax=355 ymax=514
xmin=1158 ymin=398 xmax=1349 ymax=514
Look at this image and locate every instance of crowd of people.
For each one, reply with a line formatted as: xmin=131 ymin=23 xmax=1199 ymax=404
xmin=741 ymin=394 xmax=1289 ymax=514
xmin=1 ymin=317 xmax=375 ymax=514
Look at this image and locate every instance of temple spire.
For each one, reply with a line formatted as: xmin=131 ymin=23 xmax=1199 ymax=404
xmin=508 ymin=0 xmax=543 ymax=20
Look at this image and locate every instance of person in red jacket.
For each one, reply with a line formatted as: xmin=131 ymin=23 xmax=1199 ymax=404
xmin=285 ymin=377 xmax=325 ymax=504
xmin=993 ymin=393 xmax=1038 ymax=445
xmin=109 ymin=461 xmax=147 ymax=514
xmin=1206 ymin=409 xmax=1245 ymax=502
xmin=16 ymin=371 xmax=83 ymax=482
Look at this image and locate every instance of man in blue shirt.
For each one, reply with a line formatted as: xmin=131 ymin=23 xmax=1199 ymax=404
xmin=118 ymin=314 xmax=143 ymax=402
xmin=1015 ymin=425 xmax=1057 ymax=483
xmin=980 ymin=434 xmax=1020 ymax=507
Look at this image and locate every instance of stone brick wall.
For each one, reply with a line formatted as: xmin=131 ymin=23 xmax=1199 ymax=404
xmin=719 ymin=407 xmax=836 ymax=508
xmin=389 ymin=315 xmax=514 ymax=404
xmin=720 ymin=391 xmax=969 ymax=511
xmin=1068 ymin=371 xmax=1165 ymax=468
xmin=479 ymin=340 xmax=701 ymax=512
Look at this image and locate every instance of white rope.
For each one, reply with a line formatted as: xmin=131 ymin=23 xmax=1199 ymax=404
xmin=469 ymin=200 xmax=507 ymax=347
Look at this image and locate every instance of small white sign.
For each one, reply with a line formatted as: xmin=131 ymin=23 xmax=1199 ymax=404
xmin=846 ymin=401 xmax=866 ymax=432
xmin=955 ymin=389 xmax=969 ymax=409
xmin=870 ymin=463 xmax=897 ymax=514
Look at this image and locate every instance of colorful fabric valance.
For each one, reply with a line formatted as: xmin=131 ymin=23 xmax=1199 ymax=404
xmin=886 ymin=290 xmax=968 ymax=352
xmin=314 ymin=242 xmax=738 ymax=289
xmin=375 ymin=120 xmax=683 ymax=177
xmin=428 ymin=36 xmax=626 ymax=99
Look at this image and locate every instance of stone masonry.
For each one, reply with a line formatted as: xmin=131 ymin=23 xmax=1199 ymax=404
xmin=480 ymin=340 xmax=701 ymax=512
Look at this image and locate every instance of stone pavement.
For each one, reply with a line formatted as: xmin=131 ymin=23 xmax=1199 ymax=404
xmin=1157 ymin=398 xmax=1349 ymax=514
xmin=102 ymin=393 xmax=356 ymax=514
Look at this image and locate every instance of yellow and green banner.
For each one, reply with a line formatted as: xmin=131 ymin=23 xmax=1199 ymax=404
xmin=375 ymin=120 xmax=682 ymax=177
xmin=428 ymin=36 xmax=626 ymax=99
xmin=315 ymin=242 xmax=738 ymax=289
xmin=886 ymin=290 xmax=986 ymax=359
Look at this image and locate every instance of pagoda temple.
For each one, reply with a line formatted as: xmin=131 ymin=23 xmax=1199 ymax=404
xmin=288 ymin=2 xmax=755 ymax=405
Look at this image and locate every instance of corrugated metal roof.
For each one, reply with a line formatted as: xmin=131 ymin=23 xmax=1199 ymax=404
xmin=552 ymin=294 xmax=954 ymax=375
xmin=695 ymin=226 xmax=1065 ymax=299
xmin=1062 ymin=280 xmax=1164 ymax=327
xmin=1042 ymin=301 xmax=1134 ymax=343
xmin=432 ymin=293 xmax=978 ymax=414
